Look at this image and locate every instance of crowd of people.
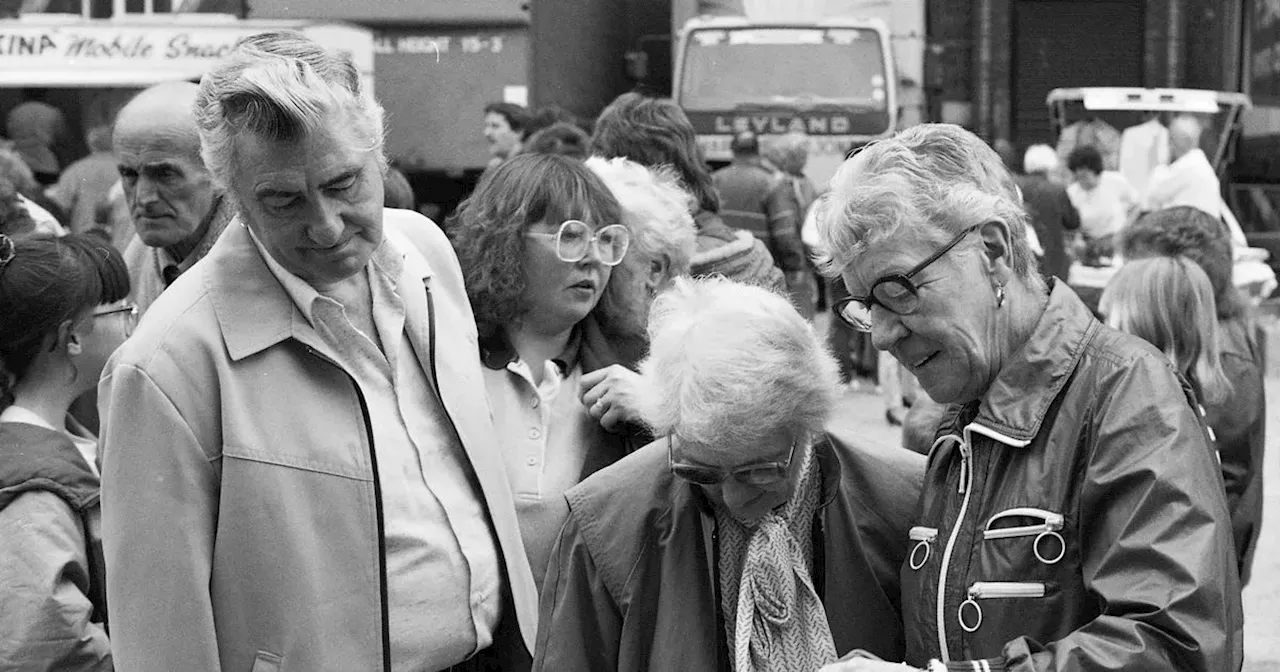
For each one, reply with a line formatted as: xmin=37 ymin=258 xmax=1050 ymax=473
xmin=0 ymin=30 xmax=1267 ymax=672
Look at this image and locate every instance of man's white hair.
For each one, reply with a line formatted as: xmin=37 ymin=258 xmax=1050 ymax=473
xmin=193 ymin=30 xmax=386 ymax=191
xmin=1023 ymin=144 xmax=1058 ymax=174
xmin=585 ymin=156 xmax=697 ymax=338
xmin=634 ymin=276 xmax=841 ymax=448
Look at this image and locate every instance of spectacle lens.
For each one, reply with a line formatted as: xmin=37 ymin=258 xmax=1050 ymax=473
xmin=554 ymin=220 xmax=630 ymax=266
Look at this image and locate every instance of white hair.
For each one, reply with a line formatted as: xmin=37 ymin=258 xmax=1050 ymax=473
xmin=815 ymin=123 xmax=1042 ymax=286
xmin=585 ymin=156 xmax=697 ymax=338
xmin=1023 ymin=144 xmax=1058 ymax=174
xmin=634 ymin=276 xmax=841 ymax=448
xmin=193 ymin=30 xmax=386 ymax=191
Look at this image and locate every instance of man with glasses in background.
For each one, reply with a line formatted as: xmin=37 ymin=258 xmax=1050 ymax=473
xmin=532 ymin=275 xmax=924 ymax=672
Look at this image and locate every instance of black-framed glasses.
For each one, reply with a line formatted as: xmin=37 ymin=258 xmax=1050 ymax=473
xmin=93 ymin=303 xmax=139 ymax=337
xmin=833 ymin=225 xmax=980 ymax=332
xmin=669 ymin=439 xmax=796 ymax=487
xmin=525 ymin=219 xmax=631 ymax=266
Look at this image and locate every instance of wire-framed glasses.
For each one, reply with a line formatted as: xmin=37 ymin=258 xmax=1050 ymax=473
xmin=669 ymin=439 xmax=796 ymax=487
xmin=93 ymin=303 xmax=139 ymax=337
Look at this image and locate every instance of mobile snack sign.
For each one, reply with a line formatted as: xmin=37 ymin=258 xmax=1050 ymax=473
xmin=0 ymin=17 xmax=374 ymax=89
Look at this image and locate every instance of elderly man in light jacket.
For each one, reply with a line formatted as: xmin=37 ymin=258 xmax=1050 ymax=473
xmin=98 ymin=32 xmax=537 ymax=672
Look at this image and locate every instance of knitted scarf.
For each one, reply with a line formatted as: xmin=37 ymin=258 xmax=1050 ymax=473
xmin=715 ymin=445 xmax=836 ymax=672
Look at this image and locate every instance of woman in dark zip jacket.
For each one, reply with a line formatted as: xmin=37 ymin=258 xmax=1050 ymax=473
xmin=0 ymin=232 xmax=133 ymax=671
xmin=816 ymin=124 xmax=1242 ymax=672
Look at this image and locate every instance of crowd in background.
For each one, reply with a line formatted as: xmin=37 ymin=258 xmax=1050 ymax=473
xmin=0 ymin=30 xmax=1268 ymax=672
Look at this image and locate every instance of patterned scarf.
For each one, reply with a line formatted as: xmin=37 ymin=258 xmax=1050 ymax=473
xmin=715 ymin=444 xmax=836 ymax=672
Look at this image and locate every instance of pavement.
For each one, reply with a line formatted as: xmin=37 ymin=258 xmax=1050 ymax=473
xmin=828 ymin=369 xmax=1280 ymax=670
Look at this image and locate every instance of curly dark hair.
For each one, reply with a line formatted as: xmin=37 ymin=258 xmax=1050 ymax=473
xmin=591 ymin=92 xmax=720 ymax=214
xmin=1120 ymin=205 xmax=1244 ymax=320
xmin=450 ymin=153 xmax=623 ymax=339
xmin=1066 ymin=144 xmax=1104 ymax=175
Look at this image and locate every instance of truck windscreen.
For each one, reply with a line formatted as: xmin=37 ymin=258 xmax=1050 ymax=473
xmin=679 ymin=27 xmax=887 ymax=111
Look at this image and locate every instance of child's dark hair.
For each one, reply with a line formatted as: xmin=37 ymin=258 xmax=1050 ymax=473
xmin=0 ymin=234 xmax=130 ymax=408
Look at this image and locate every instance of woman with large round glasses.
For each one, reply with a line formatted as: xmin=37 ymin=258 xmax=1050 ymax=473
xmin=0 ymin=232 xmax=132 ymax=669
xmin=451 ymin=152 xmax=641 ymax=591
xmin=533 ymin=275 xmax=923 ymax=672
xmin=816 ymin=124 xmax=1240 ymax=672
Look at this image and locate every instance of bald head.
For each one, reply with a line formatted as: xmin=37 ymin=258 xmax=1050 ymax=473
xmin=114 ymin=81 xmax=203 ymax=162
xmin=114 ymin=81 xmax=218 ymax=253
xmin=1168 ymin=115 xmax=1203 ymax=161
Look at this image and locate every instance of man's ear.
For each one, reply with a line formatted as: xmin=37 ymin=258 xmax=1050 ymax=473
xmin=977 ymin=220 xmax=1014 ymax=286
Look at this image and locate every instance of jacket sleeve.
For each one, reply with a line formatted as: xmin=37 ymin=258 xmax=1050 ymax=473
xmin=99 ymin=363 xmax=222 ymax=672
xmin=0 ymin=491 xmax=112 ymax=672
xmin=958 ymin=355 xmax=1243 ymax=672
xmin=531 ymin=514 xmax=622 ymax=672
xmin=764 ymin=178 xmax=806 ymax=273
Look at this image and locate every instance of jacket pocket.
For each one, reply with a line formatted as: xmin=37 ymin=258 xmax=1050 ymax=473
xmin=982 ymin=507 xmax=1065 ymax=565
xmin=958 ymin=581 xmax=1050 ymax=633
xmin=250 ymin=651 xmax=282 ymax=672
xmin=907 ymin=525 xmax=938 ymax=570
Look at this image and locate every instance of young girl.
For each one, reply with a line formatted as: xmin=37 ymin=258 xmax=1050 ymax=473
xmin=0 ymin=232 xmax=133 ymax=670
xmin=1099 ymin=255 xmax=1232 ymax=407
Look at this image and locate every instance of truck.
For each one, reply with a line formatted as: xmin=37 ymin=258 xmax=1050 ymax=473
xmin=670 ymin=0 xmax=924 ymax=186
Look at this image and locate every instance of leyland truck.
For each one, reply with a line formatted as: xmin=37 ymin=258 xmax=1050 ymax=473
xmin=672 ymin=0 xmax=923 ymax=185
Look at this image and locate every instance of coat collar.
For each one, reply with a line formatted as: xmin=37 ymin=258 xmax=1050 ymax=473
xmin=204 ymin=220 xmax=435 ymax=362
xmin=971 ymin=279 xmax=1099 ymax=446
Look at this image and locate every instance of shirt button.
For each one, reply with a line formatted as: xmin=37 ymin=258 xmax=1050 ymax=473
xmin=526 ymin=457 xmax=537 ymax=466
xmin=531 ymin=397 xmax=540 ymax=409
xmin=529 ymin=428 xmax=541 ymax=439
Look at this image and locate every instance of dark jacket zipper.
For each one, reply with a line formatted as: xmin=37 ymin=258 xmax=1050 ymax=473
xmin=304 ymin=344 xmax=392 ymax=672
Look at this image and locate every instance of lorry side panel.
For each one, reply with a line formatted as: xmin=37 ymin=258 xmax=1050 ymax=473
xmin=529 ymin=0 xmax=632 ymax=120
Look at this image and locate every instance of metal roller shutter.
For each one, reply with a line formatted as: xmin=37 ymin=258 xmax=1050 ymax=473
xmin=1012 ymin=0 xmax=1145 ymax=145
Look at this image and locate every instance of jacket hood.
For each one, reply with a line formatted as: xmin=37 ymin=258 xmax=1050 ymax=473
xmin=0 ymin=421 xmax=100 ymax=512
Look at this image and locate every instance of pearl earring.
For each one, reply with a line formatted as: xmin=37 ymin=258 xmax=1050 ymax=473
xmin=996 ymin=285 xmax=1006 ymax=308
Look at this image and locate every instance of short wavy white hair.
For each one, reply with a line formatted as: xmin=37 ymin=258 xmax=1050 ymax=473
xmin=815 ymin=123 xmax=1041 ymax=286
xmin=634 ymin=276 xmax=841 ymax=448
xmin=585 ymin=156 xmax=697 ymax=338
xmin=1023 ymin=144 xmax=1058 ymax=174
xmin=193 ymin=31 xmax=386 ymax=191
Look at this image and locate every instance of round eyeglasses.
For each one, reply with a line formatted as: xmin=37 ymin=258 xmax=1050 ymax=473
xmin=93 ymin=303 xmax=139 ymax=337
xmin=833 ymin=225 xmax=979 ymax=332
xmin=525 ymin=219 xmax=631 ymax=267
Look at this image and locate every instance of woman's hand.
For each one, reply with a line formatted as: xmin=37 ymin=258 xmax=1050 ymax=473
xmin=579 ymin=365 xmax=645 ymax=431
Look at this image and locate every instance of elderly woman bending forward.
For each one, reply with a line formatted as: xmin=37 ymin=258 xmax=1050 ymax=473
xmin=532 ymin=276 xmax=924 ymax=672
xmin=818 ymin=124 xmax=1242 ymax=672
